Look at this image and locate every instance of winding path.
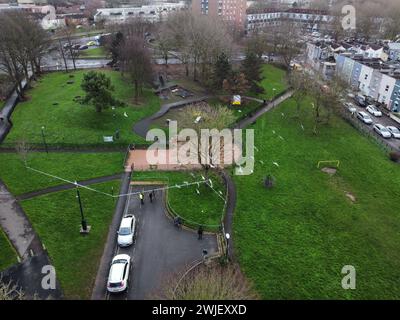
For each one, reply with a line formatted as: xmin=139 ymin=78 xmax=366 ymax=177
xmin=133 ymin=95 xmax=210 ymax=138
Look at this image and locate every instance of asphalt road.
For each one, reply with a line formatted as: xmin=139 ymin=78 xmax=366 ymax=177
xmin=104 ymin=185 xmax=218 ymax=300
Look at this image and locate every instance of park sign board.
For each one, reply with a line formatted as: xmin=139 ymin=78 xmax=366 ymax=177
xmin=232 ymin=95 xmax=241 ymax=106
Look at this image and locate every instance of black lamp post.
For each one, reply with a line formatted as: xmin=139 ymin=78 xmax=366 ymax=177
xmin=41 ymin=126 xmax=48 ymax=154
xmin=76 ymin=184 xmax=87 ymax=232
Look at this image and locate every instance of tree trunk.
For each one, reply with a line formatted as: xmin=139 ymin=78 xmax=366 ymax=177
xmin=134 ymin=80 xmax=139 ymax=104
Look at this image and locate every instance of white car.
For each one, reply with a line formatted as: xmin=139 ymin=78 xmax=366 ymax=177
xmin=366 ymin=105 xmax=382 ymax=117
xmin=117 ymin=214 xmax=136 ymax=247
xmin=343 ymin=102 xmax=357 ymax=113
xmin=387 ymin=126 xmax=400 ymax=139
xmin=357 ymin=111 xmax=373 ymax=124
xmin=107 ymin=254 xmax=131 ymax=293
xmin=373 ymin=124 xmax=391 ymax=138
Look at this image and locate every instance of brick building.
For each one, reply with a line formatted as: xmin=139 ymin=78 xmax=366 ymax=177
xmin=191 ymin=0 xmax=247 ymax=30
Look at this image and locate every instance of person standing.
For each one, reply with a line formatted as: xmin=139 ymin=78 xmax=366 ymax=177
xmin=139 ymin=192 xmax=144 ymax=205
xmin=197 ymin=225 xmax=203 ymax=240
xmin=151 ymin=189 xmax=156 ymax=200
xmin=149 ymin=192 xmax=153 ymax=203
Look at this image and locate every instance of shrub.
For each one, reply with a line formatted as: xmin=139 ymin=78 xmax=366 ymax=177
xmin=389 ymin=151 xmax=400 ymax=163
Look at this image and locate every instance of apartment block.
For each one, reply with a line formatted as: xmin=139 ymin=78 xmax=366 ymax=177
xmin=191 ymin=0 xmax=247 ymax=29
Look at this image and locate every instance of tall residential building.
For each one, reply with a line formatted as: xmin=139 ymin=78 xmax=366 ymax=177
xmin=192 ymin=0 xmax=247 ymax=29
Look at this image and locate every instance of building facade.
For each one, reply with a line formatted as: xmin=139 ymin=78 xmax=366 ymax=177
xmin=94 ymin=2 xmax=186 ymax=24
xmin=191 ymin=0 xmax=247 ymax=30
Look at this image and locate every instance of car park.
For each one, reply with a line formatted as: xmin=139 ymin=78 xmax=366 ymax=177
xmin=387 ymin=126 xmax=400 ymax=139
xmin=373 ymin=124 xmax=391 ymax=138
xmin=366 ymin=105 xmax=382 ymax=117
xmin=117 ymin=214 xmax=136 ymax=247
xmin=357 ymin=111 xmax=373 ymax=124
xmin=107 ymin=254 xmax=131 ymax=293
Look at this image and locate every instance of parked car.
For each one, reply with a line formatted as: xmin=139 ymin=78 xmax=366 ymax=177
xmin=354 ymin=94 xmax=367 ymax=107
xmin=107 ymin=254 xmax=131 ymax=293
xmin=86 ymin=41 xmax=97 ymax=46
xmin=72 ymin=44 xmax=80 ymax=50
xmin=386 ymin=126 xmax=400 ymax=139
xmin=366 ymin=105 xmax=382 ymax=117
xmin=357 ymin=111 xmax=373 ymax=124
xmin=117 ymin=214 xmax=136 ymax=247
xmin=78 ymin=45 xmax=88 ymax=50
xmin=343 ymin=102 xmax=357 ymax=113
xmin=373 ymin=124 xmax=391 ymax=138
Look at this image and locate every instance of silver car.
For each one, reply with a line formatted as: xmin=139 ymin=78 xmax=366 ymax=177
xmin=117 ymin=214 xmax=136 ymax=247
xmin=373 ymin=124 xmax=391 ymax=138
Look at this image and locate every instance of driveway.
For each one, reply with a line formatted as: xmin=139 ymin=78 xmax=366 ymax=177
xmin=94 ymin=184 xmax=218 ymax=300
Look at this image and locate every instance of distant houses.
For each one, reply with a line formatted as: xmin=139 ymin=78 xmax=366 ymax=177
xmin=306 ymin=41 xmax=400 ymax=112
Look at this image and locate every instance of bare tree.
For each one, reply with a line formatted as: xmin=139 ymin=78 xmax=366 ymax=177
xmin=0 ymin=278 xmax=25 ymax=300
xmin=118 ymin=36 xmax=153 ymax=103
xmin=0 ymin=11 xmax=50 ymax=97
xmin=176 ymin=102 xmax=236 ymax=175
xmin=155 ymin=263 xmax=258 ymax=300
xmin=288 ymin=71 xmax=309 ymax=117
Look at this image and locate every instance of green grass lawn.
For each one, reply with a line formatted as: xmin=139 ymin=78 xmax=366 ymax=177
xmin=4 ymin=70 xmax=160 ymax=147
xmin=0 ymin=229 xmax=18 ymax=271
xmin=0 ymin=152 xmax=124 ymax=195
xmin=78 ymin=47 xmax=107 ymax=59
xmin=233 ymin=97 xmax=400 ymax=299
xmin=132 ymin=171 xmax=226 ymax=229
xmin=20 ymin=180 xmax=120 ymax=299
xmin=252 ymin=64 xmax=288 ymax=100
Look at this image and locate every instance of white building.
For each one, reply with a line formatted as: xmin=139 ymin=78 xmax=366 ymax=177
xmin=359 ymin=64 xmax=374 ymax=96
xmin=94 ymin=2 xmax=186 ymax=24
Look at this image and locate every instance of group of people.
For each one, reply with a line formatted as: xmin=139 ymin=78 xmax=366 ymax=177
xmin=139 ymin=189 xmax=156 ymax=205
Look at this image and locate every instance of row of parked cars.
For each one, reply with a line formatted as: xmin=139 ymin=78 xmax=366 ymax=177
xmin=106 ymin=214 xmax=137 ymax=293
xmin=343 ymin=97 xmax=400 ymax=139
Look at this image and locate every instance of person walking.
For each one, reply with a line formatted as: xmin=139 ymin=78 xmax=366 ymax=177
xmin=139 ymin=192 xmax=144 ymax=205
xmin=197 ymin=225 xmax=203 ymax=240
xmin=149 ymin=192 xmax=153 ymax=203
xmin=151 ymin=189 xmax=156 ymax=200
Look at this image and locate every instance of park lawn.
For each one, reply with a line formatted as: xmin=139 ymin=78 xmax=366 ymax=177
xmin=78 ymin=47 xmax=107 ymax=59
xmin=132 ymin=171 xmax=226 ymax=229
xmin=251 ymin=64 xmax=288 ymax=100
xmin=0 ymin=152 xmax=124 ymax=196
xmin=20 ymin=180 xmax=120 ymax=299
xmin=233 ymin=97 xmax=400 ymax=299
xmin=0 ymin=229 xmax=18 ymax=271
xmin=4 ymin=70 xmax=160 ymax=147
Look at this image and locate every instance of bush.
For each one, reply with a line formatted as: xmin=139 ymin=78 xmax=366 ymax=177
xmin=389 ymin=151 xmax=400 ymax=163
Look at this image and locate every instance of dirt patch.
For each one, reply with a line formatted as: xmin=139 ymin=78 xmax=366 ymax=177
xmin=321 ymin=167 xmax=337 ymax=175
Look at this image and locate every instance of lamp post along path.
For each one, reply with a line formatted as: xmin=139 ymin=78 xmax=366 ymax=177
xmin=76 ymin=182 xmax=91 ymax=234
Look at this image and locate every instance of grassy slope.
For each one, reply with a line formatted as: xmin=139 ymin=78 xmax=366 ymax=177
xmin=0 ymin=229 xmax=18 ymax=271
xmin=0 ymin=152 xmax=124 ymax=195
xmin=20 ymin=181 xmax=120 ymax=299
xmin=254 ymin=64 xmax=288 ymax=100
xmin=132 ymin=171 xmax=226 ymax=227
xmin=78 ymin=47 xmax=107 ymax=59
xmin=233 ymin=97 xmax=400 ymax=299
xmin=5 ymin=70 xmax=160 ymax=146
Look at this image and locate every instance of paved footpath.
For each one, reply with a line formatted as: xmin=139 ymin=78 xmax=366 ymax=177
xmin=0 ymin=182 xmax=37 ymax=260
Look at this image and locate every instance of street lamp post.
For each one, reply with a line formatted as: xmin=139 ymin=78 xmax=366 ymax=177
xmin=41 ymin=126 xmax=48 ymax=154
xmin=76 ymin=183 xmax=89 ymax=234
